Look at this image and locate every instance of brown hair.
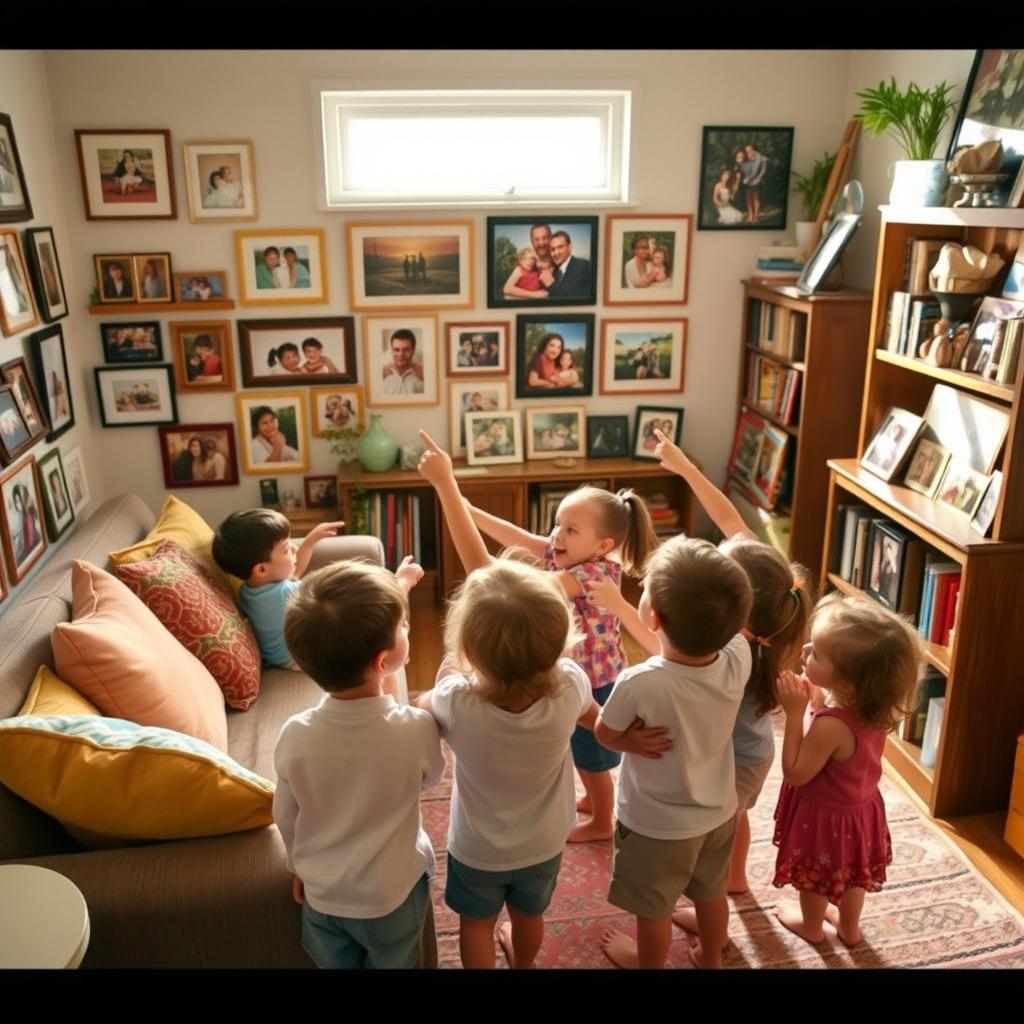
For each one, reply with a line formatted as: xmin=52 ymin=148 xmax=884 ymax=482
xmin=444 ymin=559 xmax=576 ymax=708
xmin=566 ymin=485 xmax=658 ymax=576
xmin=645 ymin=536 xmax=753 ymax=657
xmin=811 ymin=592 xmax=921 ymax=731
xmin=212 ymin=508 xmax=290 ymax=580
xmin=284 ymin=561 xmax=407 ymax=692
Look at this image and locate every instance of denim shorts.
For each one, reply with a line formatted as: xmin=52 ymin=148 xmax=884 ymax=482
xmin=301 ymin=874 xmax=430 ymax=969
xmin=571 ymin=682 xmax=622 ymax=773
xmin=445 ymin=852 xmax=562 ymax=920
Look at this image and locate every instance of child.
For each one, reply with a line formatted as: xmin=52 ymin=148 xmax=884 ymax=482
xmin=502 ymin=248 xmax=549 ymax=299
xmin=554 ymin=350 xmax=581 ymax=387
xmin=650 ymin=247 xmax=672 ymax=284
xmin=301 ymin=336 xmax=338 ymax=374
xmin=596 ymin=536 xmax=754 ymax=969
xmin=274 ymin=561 xmax=445 ymax=968
xmin=114 ymin=149 xmax=143 ymax=194
xmin=190 ymin=334 xmax=222 ymax=380
xmin=268 ymin=342 xmax=302 ymax=375
xmin=771 ymin=593 xmax=919 ymax=947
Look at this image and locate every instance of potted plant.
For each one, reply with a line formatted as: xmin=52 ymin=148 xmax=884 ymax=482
xmin=791 ymin=151 xmax=836 ymax=249
xmin=854 ymin=77 xmax=957 ymax=207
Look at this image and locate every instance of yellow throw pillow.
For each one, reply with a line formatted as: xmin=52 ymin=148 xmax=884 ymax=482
xmin=0 ymin=715 xmax=274 ymax=847
xmin=108 ymin=494 xmax=240 ymax=602
xmin=18 ymin=666 xmax=100 ymax=717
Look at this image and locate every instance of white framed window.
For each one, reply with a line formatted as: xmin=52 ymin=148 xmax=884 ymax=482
xmin=318 ymin=88 xmax=632 ymax=208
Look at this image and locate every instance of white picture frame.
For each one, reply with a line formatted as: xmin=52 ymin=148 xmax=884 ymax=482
xmin=448 ymin=379 xmax=511 ymax=458
xmin=363 ymin=315 xmax=439 ymax=408
xmin=465 ymin=410 xmax=523 ymax=466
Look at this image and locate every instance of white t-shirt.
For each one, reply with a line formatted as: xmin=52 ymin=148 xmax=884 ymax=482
xmin=427 ymin=658 xmax=590 ymax=871
xmin=273 ymin=693 xmax=445 ymax=918
xmin=600 ymin=634 xmax=752 ymax=840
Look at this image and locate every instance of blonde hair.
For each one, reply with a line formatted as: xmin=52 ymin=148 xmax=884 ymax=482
xmin=444 ymin=559 xmax=576 ymax=707
xmin=517 ymin=247 xmax=537 ymax=266
xmin=564 ymin=485 xmax=658 ymax=576
xmin=811 ymin=592 xmax=921 ymax=731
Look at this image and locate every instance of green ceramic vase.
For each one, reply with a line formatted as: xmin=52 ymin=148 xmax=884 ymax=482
xmin=356 ymin=414 xmax=399 ymax=472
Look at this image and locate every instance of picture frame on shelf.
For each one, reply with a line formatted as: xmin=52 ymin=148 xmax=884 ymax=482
xmin=132 ymin=253 xmax=173 ymax=303
xmin=445 ymin=321 xmax=509 ymax=377
xmin=100 ymin=321 xmax=162 ymax=363
xmin=921 ymin=383 xmax=1009 ymax=475
xmin=525 ymin=406 xmax=586 ymax=461
xmin=304 ymin=475 xmax=339 ymax=509
xmin=728 ymin=410 xmax=766 ymax=486
xmin=902 ymin=437 xmax=952 ymax=499
xmin=259 ymin=478 xmax=280 ymax=509
xmin=750 ymin=423 xmax=789 ymax=508
xmin=62 ymin=445 xmax=90 ymax=515
xmin=170 ymin=321 xmax=235 ymax=393
xmin=310 ymin=385 xmax=364 ymax=439
xmin=448 ymin=380 xmax=511 ymax=459
xmin=586 ymin=415 xmax=629 ymax=459
xmin=970 ymin=468 xmax=1003 ymax=536
xmin=0 ymin=229 xmax=39 ymax=336
xmin=0 ymin=357 xmax=48 ymax=450
xmin=94 ymin=254 xmax=136 ymax=304
xmin=0 ymin=112 xmax=33 ymax=223
xmin=236 ymin=391 xmax=308 ymax=475
xmin=173 ymin=271 xmax=228 ymax=303
xmin=603 ymin=214 xmax=692 ymax=305
xmin=464 ymin=410 xmax=524 ymax=466
xmin=962 ymin=295 xmax=1024 ymax=375
xmin=23 ymin=227 xmax=68 ymax=322
xmin=363 ymin=315 xmax=439 ymax=408
xmin=865 ymin=520 xmax=905 ymax=611
xmin=182 ymin=141 xmax=257 ymax=222
xmin=796 ymin=213 xmax=861 ymax=294
xmin=515 ymin=314 xmax=594 ymax=399
xmin=234 ymin=228 xmax=328 ymax=306
xmin=94 ymin=364 xmax=177 ymax=428
xmin=860 ymin=407 xmax=924 ymax=482
xmin=35 ymin=447 xmax=75 ymax=542
xmin=599 ymin=318 xmax=687 ymax=395
xmin=0 ymin=385 xmax=34 ymax=466
xmin=0 ymin=455 xmax=46 ymax=583
xmin=633 ymin=406 xmax=683 ymax=462
xmin=935 ymin=461 xmax=990 ymax=519
xmin=29 ymin=324 xmax=74 ymax=442
xmin=238 ymin=317 xmax=356 ymax=388
xmin=74 ymin=129 xmax=176 ymax=220
xmin=158 ymin=423 xmax=239 ymax=488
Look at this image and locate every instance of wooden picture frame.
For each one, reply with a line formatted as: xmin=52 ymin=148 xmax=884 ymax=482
xmin=860 ymin=407 xmax=924 ymax=482
xmin=132 ymin=253 xmax=173 ymax=303
xmin=172 ymin=271 xmax=229 ymax=303
xmin=902 ymin=437 xmax=952 ymax=499
xmin=935 ymin=461 xmax=990 ymax=519
xmin=0 ymin=356 xmax=48 ymax=451
xmin=444 ymin=320 xmax=510 ymax=377
xmin=464 ymin=410 xmax=524 ymax=466
xmin=448 ymin=379 xmax=511 ymax=458
xmin=586 ymin=415 xmax=629 ymax=459
xmin=158 ymin=423 xmax=239 ymax=489
xmin=363 ymin=315 xmax=440 ymax=408
xmin=525 ymin=405 xmax=586 ymax=461
xmin=0 ymin=385 xmax=35 ymax=466
xmin=310 ymin=385 xmax=364 ymax=439
xmin=0 ymin=112 xmax=33 ymax=223
xmin=35 ymin=447 xmax=75 ymax=542
xmin=0 ymin=455 xmax=47 ymax=583
xmin=74 ymin=129 xmax=176 ymax=220
xmin=100 ymin=321 xmax=163 ymax=363
xmin=236 ymin=391 xmax=309 ymax=475
xmin=515 ymin=314 xmax=594 ymax=399
xmin=23 ymin=227 xmax=68 ymax=322
xmin=170 ymin=321 xmax=236 ymax=393
xmin=94 ymin=364 xmax=178 ymax=428
xmin=182 ymin=141 xmax=257 ymax=222
xmin=94 ymin=254 xmax=136 ymax=304
xmin=234 ymin=228 xmax=328 ymax=306
xmin=603 ymin=214 xmax=692 ymax=305
xmin=238 ymin=317 xmax=356 ymax=387
xmin=304 ymin=475 xmax=339 ymax=509
xmin=599 ymin=318 xmax=687 ymax=395
xmin=0 ymin=228 xmax=40 ymax=336
xmin=29 ymin=324 xmax=74 ymax=442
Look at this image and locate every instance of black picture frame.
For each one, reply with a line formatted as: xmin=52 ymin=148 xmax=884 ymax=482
xmin=487 ymin=216 xmax=599 ymax=308
xmin=94 ymin=364 xmax=178 ymax=428
xmin=796 ymin=213 xmax=861 ymax=295
xmin=587 ymin=415 xmax=630 ymax=459
xmin=35 ymin=446 xmax=75 ymax=543
xmin=633 ymin=405 xmax=684 ymax=461
xmin=0 ymin=112 xmax=33 ymax=224
xmin=864 ymin=520 xmax=906 ymax=612
xmin=259 ymin=478 xmax=280 ymax=508
xmin=23 ymin=227 xmax=68 ymax=322
xmin=100 ymin=321 xmax=163 ymax=363
xmin=29 ymin=323 xmax=75 ymax=442
xmin=515 ymin=313 xmax=594 ymax=399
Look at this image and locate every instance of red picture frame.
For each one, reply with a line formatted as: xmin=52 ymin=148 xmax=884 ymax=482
xmin=158 ymin=422 xmax=239 ymax=489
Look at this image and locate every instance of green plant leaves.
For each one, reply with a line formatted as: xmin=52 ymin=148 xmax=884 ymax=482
xmin=854 ymin=77 xmax=957 ymax=161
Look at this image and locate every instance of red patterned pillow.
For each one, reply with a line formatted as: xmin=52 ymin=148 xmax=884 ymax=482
xmin=113 ymin=539 xmax=261 ymax=711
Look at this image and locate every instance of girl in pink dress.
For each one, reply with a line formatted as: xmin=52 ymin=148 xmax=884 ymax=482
xmin=771 ymin=593 xmax=920 ymax=946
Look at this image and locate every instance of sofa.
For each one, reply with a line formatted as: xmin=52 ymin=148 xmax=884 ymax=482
xmin=0 ymin=492 xmax=436 ymax=968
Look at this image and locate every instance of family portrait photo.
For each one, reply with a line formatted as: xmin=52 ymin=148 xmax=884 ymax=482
xmin=75 ymin=130 xmax=176 ymax=219
xmin=30 ymin=324 xmax=74 ymax=441
xmin=861 ymin=408 xmax=924 ymax=481
xmin=603 ymin=215 xmax=692 ymax=305
xmin=526 ymin=407 xmax=586 ymax=461
xmin=183 ymin=141 xmax=257 ymax=221
xmin=36 ymin=447 xmax=75 ymax=542
xmin=171 ymin=321 xmax=235 ymax=393
xmin=465 ymin=411 xmax=523 ymax=466
xmin=304 ymin=476 xmax=339 ymax=508
xmin=0 ymin=230 xmax=39 ymax=336
xmin=0 ymin=456 xmax=46 ymax=581
xmin=62 ymin=445 xmax=90 ymax=515
xmin=95 ymin=364 xmax=177 ymax=427
xmin=1 ymin=357 xmax=47 ymax=448
xmin=235 ymin=229 xmax=327 ymax=305
xmin=159 ymin=424 xmax=239 ymax=488
xmin=239 ymin=317 xmax=355 ymax=387
xmin=903 ymin=438 xmax=951 ymax=498
xmin=633 ymin=406 xmax=683 ymax=461
xmin=311 ymin=386 xmax=364 ymax=438
xmin=364 ymin=315 xmax=439 ymax=408
xmin=936 ymin=462 xmax=989 ymax=518
xmin=174 ymin=272 xmax=227 ymax=303
xmin=445 ymin=321 xmax=509 ymax=377
xmin=133 ymin=254 xmax=172 ymax=303
xmin=95 ymin=255 xmax=135 ymax=303
xmin=25 ymin=227 xmax=68 ymax=322
xmin=0 ymin=114 xmax=32 ymax=222
xmin=515 ymin=315 xmax=594 ymax=399
xmin=587 ymin=416 xmax=629 ymax=459
xmin=236 ymin=391 xmax=308 ymax=474
xmin=448 ymin=380 xmax=510 ymax=457
xmin=101 ymin=322 xmax=162 ymax=363
xmin=599 ymin=318 xmax=686 ymax=395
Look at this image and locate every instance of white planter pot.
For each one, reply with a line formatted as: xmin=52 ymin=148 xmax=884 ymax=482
xmin=889 ymin=160 xmax=948 ymax=208
xmin=794 ymin=220 xmax=816 ymax=250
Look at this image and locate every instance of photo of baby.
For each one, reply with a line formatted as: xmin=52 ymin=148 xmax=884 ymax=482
xmin=464 ymin=411 xmax=522 ymax=466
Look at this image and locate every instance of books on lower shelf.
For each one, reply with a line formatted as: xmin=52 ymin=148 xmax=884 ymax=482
xmin=747 ymin=352 xmax=802 ymax=424
xmin=361 ymin=490 xmax=424 ymax=570
xmin=903 ymin=237 xmax=957 ymax=295
xmin=883 ymin=291 xmax=941 ymax=358
xmin=747 ymin=299 xmax=808 ymax=361
xmin=907 ymin=669 xmax=947 ymax=745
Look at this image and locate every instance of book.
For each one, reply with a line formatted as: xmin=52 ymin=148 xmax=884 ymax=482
xmin=851 ymin=516 xmax=875 ymax=590
xmin=840 ymin=507 xmax=870 ymax=582
xmin=907 ymin=238 xmax=957 ymax=294
xmin=918 ymin=561 xmax=960 ymax=639
xmin=829 ymin=504 xmax=852 ymax=574
xmin=758 ymin=244 xmax=803 ymax=261
xmin=412 ymin=493 xmax=421 ymax=564
xmin=885 ymin=292 xmax=910 ymax=353
xmin=386 ymin=492 xmax=396 ymax=568
xmin=939 ymin=576 xmax=961 ymax=647
xmin=757 ymin=259 xmax=804 ymax=272
xmin=909 ymin=670 xmax=947 ymax=743
xmin=905 ymin=299 xmax=941 ymax=358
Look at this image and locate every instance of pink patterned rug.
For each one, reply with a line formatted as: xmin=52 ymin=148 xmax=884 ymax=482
xmin=421 ymin=741 xmax=1024 ymax=969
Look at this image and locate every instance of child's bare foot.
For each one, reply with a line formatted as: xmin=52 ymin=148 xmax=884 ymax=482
xmin=599 ymin=929 xmax=639 ymax=969
xmin=497 ymin=922 xmax=518 ymax=967
xmin=567 ymin=819 xmax=614 ymax=843
xmin=773 ymin=902 xmax=826 ymax=945
xmin=576 ymin=795 xmax=592 ymax=815
xmin=671 ymin=906 xmax=698 ymax=934
xmin=824 ymin=905 xmax=862 ymax=947
xmin=688 ymin=934 xmax=723 ymax=969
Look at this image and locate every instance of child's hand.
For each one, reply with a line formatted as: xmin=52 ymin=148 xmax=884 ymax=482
xmin=306 ymin=520 xmax=345 ymax=544
xmin=395 ymin=554 xmax=425 ymax=592
xmin=653 ymin=428 xmax=690 ymax=476
xmin=417 ymin=430 xmax=454 ymax=486
xmin=292 ymin=874 xmax=304 ymax=905
xmin=619 ymin=717 xmax=673 ymax=759
xmin=777 ymin=669 xmax=810 ymax=717
xmin=585 ymin=577 xmax=623 ymax=611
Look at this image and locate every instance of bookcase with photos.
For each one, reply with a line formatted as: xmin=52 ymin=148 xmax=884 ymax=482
xmin=727 ymin=281 xmax=871 ymax=579
xmin=820 ymin=205 xmax=1024 ymax=822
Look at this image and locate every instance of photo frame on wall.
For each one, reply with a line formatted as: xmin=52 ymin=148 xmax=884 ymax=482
xmin=587 ymin=415 xmax=629 ymax=459
xmin=515 ymin=314 xmax=594 ymax=399
xmin=182 ymin=141 xmax=257 ymax=222
xmin=238 ymin=317 xmax=356 ymax=387
xmin=170 ymin=321 xmax=235 ymax=393
xmin=158 ymin=423 xmax=239 ymax=488
xmin=62 ymin=445 xmax=90 ymax=516
xmin=0 ymin=229 xmax=40 ymax=336
xmin=234 ymin=229 xmax=328 ymax=306
xmin=445 ymin=321 xmax=509 ymax=377
xmin=132 ymin=253 xmax=173 ymax=303
xmin=310 ymin=385 xmax=364 ymax=438
xmin=236 ymin=391 xmax=309 ymax=475
xmin=94 ymin=254 xmax=136 ymax=304
xmin=448 ymin=379 xmax=511 ymax=458
xmin=0 ymin=356 xmax=48 ymax=453
xmin=0 ymin=385 xmax=34 ymax=466
xmin=633 ymin=406 xmax=683 ymax=461
xmin=29 ymin=323 xmax=74 ymax=442
xmin=603 ymin=215 xmax=692 ymax=305
xmin=0 ymin=112 xmax=32 ymax=223
xmin=0 ymin=455 xmax=46 ymax=583
xmin=94 ymin=364 xmax=178 ymax=428
xmin=363 ymin=315 xmax=440 ymax=408
xmin=465 ymin=410 xmax=524 ymax=466
xmin=100 ymin=321 xmax=163 ymax=363
xmin=35 ymin=447 xmax=75 ymax=542
xmin=74 ymin=129 xmax=176 ymax=220
xmin=24 ymin=227 xmax=68 ymax=322
xmin=173 ymin=271 xmax=228 ymax=303
xmin=599 ymin=318 xmax=687 ymax=396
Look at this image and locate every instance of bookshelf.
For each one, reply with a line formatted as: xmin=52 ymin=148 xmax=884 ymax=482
xmin=820 ymin=204 xmax=1024 ymax=821
xmin=729 ymin=281 xmax=871 ymax=579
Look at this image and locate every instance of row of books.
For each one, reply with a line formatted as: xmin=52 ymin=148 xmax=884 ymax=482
xmin=905 ymin=669 xmax=947 ymax=745
xmin=981 ymin=314 xmax=1024 ymax=385
xmin=883 ymin=292 xmax=941 ymax=357
xmin=646 ymin=491 xmax=681 ymax=536
xmin=358 ymin=490 xmax=424 ymax=571
xmin=746 ymin=353 xmax=802 ymax=424
xmin=747 ymin=299 xmax=808 ymax=361
xmin=899 ymin=237 xmax=956 ymax=295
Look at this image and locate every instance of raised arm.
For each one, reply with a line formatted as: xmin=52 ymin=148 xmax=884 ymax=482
xmin=468 ymin=503 xmax=548 ymax=559
xmin=293 ymin=520 xmax=345 ymax=577
xmin=586 ymin=577 xmax=659 ymax=656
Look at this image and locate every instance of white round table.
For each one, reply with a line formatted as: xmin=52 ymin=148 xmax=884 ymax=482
xmin=0 ymin=864 xmax=90 ymax=968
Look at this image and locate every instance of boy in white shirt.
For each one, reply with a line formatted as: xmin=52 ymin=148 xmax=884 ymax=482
xmin=273 ymin=561 xmax=445 ymax=969
xmin=596 ymin=536 xmax=754 ymax=969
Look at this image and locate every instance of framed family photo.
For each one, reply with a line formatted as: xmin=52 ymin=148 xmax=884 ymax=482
xmin=170 ymin=321 xmax=235 ymax=393
xmin=0 ymin=113 xmax=32 ymax=223
xmin=445 ymin=321 xmax=509 ymax=377
xmin=935 ymin=461 xmax=990 ymax=519
xmin=697 ymin=126 xmax=793 ymax=231
xmin=236 ymin=391 xmax=309 ymax=475
xmin=0 ymin=357 xmax=48 ymax=452
xmin=448 ymin=380 xmax=511 ymax=458
xmin=235 ymin=229 xmax=328 ymax=306
xmin=94 ymin=254 xmax=135 ymax=304
xmin=0 ymin=229 xmax=39 ymax=336
xmin=101 ymin=321 xmax=162 ymax=363
xmin=0 ymin=385 xmax=35 ymax=466
xmin=861 ymin=408 xmax=925 ymax=482
xmin=62 ymin=445 xmax=90 ymax=516
xmin=599 ymin=318 xmax=686 ymax=396
xmin=515 ymin=314 xmax=594 ymax=399
xmin=238 ymin=317 xmax=356 ymax=387
xmin=29 ymin=324 xmax=74 ymax=442
xmin=310 ymin=385 xmax=364 ymax=438
xmin=487 ymin=216 xmax=598 ymax=308
xmin=173 ymin=271 xmax=228 ymax=303
xmin=36 ymin=447 xmax=75 ymax=542
xmin=94 ymin=364 xmax=177 ymax=428
xmin=74 ymin=129 xmax=176 ymax=220
xmin=158 ymin=423 xmax=239 ymax=488
xmin=902 ymin=437 xmax=951 ymax=499
xmin=363 ymin=315 xmax=440 ymax=408
xmin=603 ymin=215 xmax=692 ymax=305
xmin=182 ymin=141 xmax=257 ymax=222
xmin=633 ymin=406 xmax=683 ymax=461
xmin=465 ymin=411 xmax=523 ymax=466
xmin=133 ymin=253 xmax=172 ymax=303
xmin=24 ymin=227 xmax=68 ymax=322
xmin=587 ymin=415 xmax=629 ymax=459
xmin=346 ymin=221 xmax=474 ymax=312
xmin=304 ymin=475 xmax=339 ymax=509
xmin=525 ymin=406 xmax=586 ymax=461
xmin=0 ymin=455 xmax=46 ymax=583
xmin=865 ymin=521 xmax=906 ymax=611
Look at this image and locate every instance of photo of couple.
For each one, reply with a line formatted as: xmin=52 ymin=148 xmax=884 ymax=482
xmin=620 ymin=235 xmax=674 ymax=289
xmin=178 ymin=275 xmax=224 ymax=301
xmin=254 ymin=245 xmax=311 ymax=290
xmin=167 ymin=431 xmax=233 ymax=483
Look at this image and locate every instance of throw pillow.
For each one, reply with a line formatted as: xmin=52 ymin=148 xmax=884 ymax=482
xmin=18 ymin=665 xmax=100 ymax=717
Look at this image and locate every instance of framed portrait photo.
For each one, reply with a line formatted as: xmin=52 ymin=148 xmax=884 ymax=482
xmin=603 ymin=215 xmax=692 ymax=305
xmin=363 ymin=315 xmax=440 ymax=408
xmin=935 ymin=461 xmax=990 ymax=519
xmin=599 ymin=318 xmax=687 ymax=396
xmin=62 ymin=445 xmax=90 ymax=516
xmin=74 ymin=129 xmax=176 ymax=220
xmin=132 ymin=253 xmax=173 ymax=303
xmin=697 ymin=126 xmax=793 ymax=231
xmin=860 ymin=408 xmax=924 ymax=482
xmin=236 ymin=391 xmax=309 ymax=475
xmin=0 ymin=385 xmax=34 ymax=466
xmin=902 ymin=437 xmax=951 ymax=499
xmin=310 ymin=385 xmax=364 ymax=439
xmin=94 ymin=364 xmax=177 ymax=428
xmin=304 ymin=475 xmax=339 ymax=509
xmin=170 ymin=321 xmax=235 ymax=393
xmin=0 ymin=356 xmax=48 ymax=451
xmin=173 ymin=271 xmax=229 ymax=304
xmin=515 ymin=314 xmax=594 ymax=400
xmin=239 ymin=317 xmax=356 ymax=387
xmin=29 ymin=324 xmax=74 ymax=442
xmin=971 ymin=469 xmax=1003 ymax=537
xmin=0 ymin=455 xmax=46 ymax=583
xmin=448 ymin=380 xmax=511 ymax=458
xmin=0 ymin=229 xmax=40 ymax=336
xmin=465 ymin=410 xmax=524 ymax=467
xmin=587 ymin=415 xmax=629 ymax=459
xmin=35 ymin=447 xmax=75 ymax=542
xmin=0 ymin=113 xmax=32 ymax=223
xmin=183 ymin=141 xmax=257 ymax=222
xmin=346 ymin=221 xmax=474 ymax=312
xmin=445 ymin=321 xmax=509 ymax=377
xmin=865 ymin=521 xmax=906 ymax=611
xmin=158 ymin=423 xmax=239 ymax=489
xmin=259 ymin=478 xmax=280 ymax=509
xmin=24 ymin=227 xmax=68 ymax=322
xmin=235 ymin=229 xmax=328 ymax=306
xmin=525 ymin=406 xmax=586 ymax=461
xmin=94 ymin=254 xmax=136 ymax=304
xmin=487 ymin=216 xmax=598 ymax=308
xmin=796 ymin=213 xmax=862 ymax=294
xmin=633 ymin=406 xmax=683 ymax=462
xmin=100 ymin=321 xmax=162 ymax=363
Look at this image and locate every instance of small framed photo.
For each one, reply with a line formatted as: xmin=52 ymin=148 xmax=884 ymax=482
xmin=170 ymin=321 xmax=235 ymax=393
xmin=0 ymin=357 xmax=48 ymax=449
xmin=132 ymin=253 xmax=173 ymax=303
xmin=465 ymin=410 xmax=524 ymax=466
xmin=865 ymin=521 xmax=905 ymax=611
xmin=182 ymin=141 xmax=257 ymax=222
xmin=903 ymin=438 xmax=952 ymax=499
xmin=363 ymin=315 xmax=440 ymax=408
xmin=24 ymin=227 xmax=68 ymax=322
xmin=525 ymin=405 xmax=586 ymax=461
xmin=487 ymin=216 xmax=598 ymax=308
xmin=36 ymin=447 xmax=75 ymax=542
xmin=448 ymin=380 xmax=511 ymax=458
xmin=445 ymin=321 xmax=510 ymax=377
xmin=0 ymin=113 xmax=33 ymax=223
xmin=304 ymin=475 xmax=339 ymax=508
xmin=971 ymin=469 xmax=1003 ymax=537
xmin=346 ymin=221 xmax=475 ymax=312
xmin=239 ymin=317 xmax=356 ymax=387
xmin=697 ymin=126 xmax=793 ymax=231
xmin=94 ymin=364 xmax=177 ymax=428
xmin=599 ymin=318 xmax=687 ymax=395
xmin=235 ymin=229 xmax=328 ymax=306
xmin=796 ymin=213 xmax=862 ymax=294
xmin=62 ymin=445 xmax=90 ymax=515
xmin=29 ymin=324 xmax=74 ymax=441
xmin=728 ymin=410 xmax=766 ymax=486
xmin=259 ymin=478 xmax=280 ymax=509
xmin=0 ymin=229 xmax=39 ymax=336
xmin=860 ymin=408 xmax=924 ymax=482
xmin=603 ymin=215 xmax=692 ymax=305
xmin=964 ymin=295 xmax=1024 ymax=365
xmin=0 ymin=455 xmax=46 ymax=582
xmin=587 ymin=415 xmax=629 ymax=459
xmin=935 ymin=461 xmax=990 ymax=519
xmin=921 ymin=383 xmax=1009 ymax=476
xmin=750 ymin=424 xmax=789 ymax=508
xmin=0 ymin=385 xmax=34 ymax=465
xmin=74 ymin=129 xmax=176 ymax=220
xmin=515 ymin=314 xmax=594 ymax=399
xmin=94 ymin=254 xmax=136 ymax=303
xmin=310 ymin=385 xmax=364 ymax=438
xmin=236 ymin=391 xmax=308 ymax=475
xmin=633 ymin=406 xmax=683 ymax=461
xmin=158 ymin=423 xmax=238 ymax=488
xmin=100 ymin=321 xmax=162 ymax=363
xmin=173 ymin=271 xmax=228 ymax=303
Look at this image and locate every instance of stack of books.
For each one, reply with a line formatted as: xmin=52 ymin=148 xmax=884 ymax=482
xmin=883 ymin=291 xmax=942 ymax=357
xmin=747 ymin=353 xmax=802 ymax=424
xmin=646 ymin=492 xmax=680 ymax=537
xmin=750 ymin=244 xmax=803 ymax=284
xmin=918 ymin=558 xmax=961 ymax=646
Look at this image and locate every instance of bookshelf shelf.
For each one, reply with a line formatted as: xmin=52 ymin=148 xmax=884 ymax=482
xmin=740 ymin=400 xmax=799 ymax=437
xmin=878 ymin=204 xmax=1024 ymax=229
xmin=874 ymin=350 xmax=1015 ymax=404
xmin=87 ymin=300 xmax=235 ymax=315
xmin=744 ymin=343 xmax=806 ymax=373
xmin=887 ymin=734 xmax=935 ymax=805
